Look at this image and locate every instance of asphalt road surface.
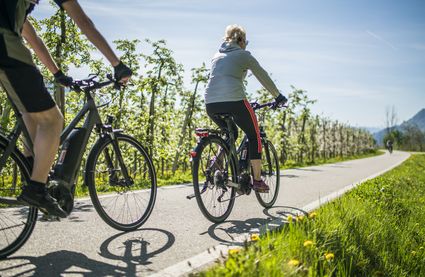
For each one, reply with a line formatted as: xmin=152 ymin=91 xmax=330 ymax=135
xmin=0 ymin=151 xmax=409 ymax=276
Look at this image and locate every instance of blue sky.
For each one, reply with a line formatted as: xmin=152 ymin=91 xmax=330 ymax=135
xmin=34 ymin=0 xmax=425 ymax=128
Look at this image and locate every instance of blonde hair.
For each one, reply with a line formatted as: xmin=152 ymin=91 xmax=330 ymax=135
xmin=224 ymin=24 xmax=246 ymax=43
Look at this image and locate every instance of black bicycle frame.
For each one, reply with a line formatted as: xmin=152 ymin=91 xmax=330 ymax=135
xmin=0 ymin=80 xmax=130 ymax=190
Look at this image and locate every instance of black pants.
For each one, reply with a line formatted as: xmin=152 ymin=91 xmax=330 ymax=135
xmin=206 ymin=100 xmax=262 ymax=159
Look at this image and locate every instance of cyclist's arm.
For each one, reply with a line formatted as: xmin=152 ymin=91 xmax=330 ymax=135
xmin=246 ymin=53 xmax=280 ymax=98
xmin=21 ymin=20 xmax=60 ymax=74
xmin=61 ymin=0 xmax=120 ymax=67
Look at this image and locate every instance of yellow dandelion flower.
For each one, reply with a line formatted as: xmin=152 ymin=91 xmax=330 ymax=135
xmin=303 ymin=240 xmax=314 ymax=247
xmin=325 ymin=252 xmax=335 ymax=261
xmin=296 ymin=215 xmax=305 ymax=222
xmin=228 ymin=248 xmax=241 ymax=255
xmin=308 ymin=212 xmax=317 ymax=219
xmin=287 ymin=215 xmax=293 ymax=223
xmin=250 ymin=233 xmax=260 ymax=241
xmin=288 ymin=259 xmax=300 ymax=267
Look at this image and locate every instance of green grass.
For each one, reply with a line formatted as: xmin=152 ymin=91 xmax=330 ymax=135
xmin=282 ymin=149 xmax=384 ymax=169
xmin=71 ymin=170 xmax=193 ymax=197
xmin=157 ymin=170 xmax=192 ymax=187
xmin=200 ymin=154 xmax=425 ymax=276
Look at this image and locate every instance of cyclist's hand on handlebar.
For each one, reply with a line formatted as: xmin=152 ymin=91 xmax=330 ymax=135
xmin=54 ymin=70 xmax=73 ymax=87
xmin=274 ymin=94 xmax=288 ymax=108
xmin=114 ymin=61 xmax=132 ymax=84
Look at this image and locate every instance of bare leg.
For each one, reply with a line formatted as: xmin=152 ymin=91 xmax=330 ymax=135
xmin=22 ymin=113 xmax=37 ymax=157
xmin=251 ymin=159 xmax=261 ymax=180
xmin=22 ymin=106 xmax=63 ymax=183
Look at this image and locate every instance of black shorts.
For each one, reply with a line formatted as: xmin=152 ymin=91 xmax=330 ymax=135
xmin=0 ymin=30 xmax=56 ymax=113
xmin=206 ymin=99 xmax=262 ymax=160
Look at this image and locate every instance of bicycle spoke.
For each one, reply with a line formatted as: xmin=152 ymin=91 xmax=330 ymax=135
xmin=88 ymin=134 xmax=156 ymax=231
xmin=193 ymin=137 xmax=235 ymax=222
xmin=0 ymin=145 xmax=37 ymax=259
xmin=256 ymin=141 xmax=280 ymax=207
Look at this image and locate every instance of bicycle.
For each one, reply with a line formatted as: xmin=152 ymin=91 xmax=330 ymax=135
xmin=188 ymin=100 xmax=284 ymax=223
xmin=0 ymin=74 xmax=157 ymax=259
xmin=386 ymin=142 xmax=393 ymax=154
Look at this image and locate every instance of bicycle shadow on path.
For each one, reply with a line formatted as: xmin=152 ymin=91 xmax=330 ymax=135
xmin=0 ymin=228 xmax=175 ymax=277
xmin=206 ymin=218 xmax=270 ymax=245
xmin=205 ymin=206 xmax=308 ymax=246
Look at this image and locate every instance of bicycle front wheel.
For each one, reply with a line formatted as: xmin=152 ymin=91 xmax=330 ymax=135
xmin=86 ymin=133 xmax=156 ymax=231
xmin=0 ymin=141 xmax=37 ymax=259
xmin=255 ymin=140 xmax=280 ymax=208
xmin=192 ymin=136 xmax=236 ymax=223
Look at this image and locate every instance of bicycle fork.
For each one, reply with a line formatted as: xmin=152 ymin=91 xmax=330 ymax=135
xmin=100 ymin=119 xmax=132 ymax=187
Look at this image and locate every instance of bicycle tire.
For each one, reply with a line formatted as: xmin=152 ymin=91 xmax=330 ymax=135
xmin=85 ymin=133 xmax=156 ymax=231
xmin=192 ymin=136 xmax=236 ymax=223
xmin=0 ymin=139 xmax=37 ymax=259
xmin=255 ymin=140 xmax=280 ymax=208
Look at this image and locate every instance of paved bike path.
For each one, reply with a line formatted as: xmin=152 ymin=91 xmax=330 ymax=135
xmin=0 ymin=151 xmax=409 ymax=276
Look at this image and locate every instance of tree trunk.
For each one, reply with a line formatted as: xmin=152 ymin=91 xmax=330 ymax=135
xmin=172 ymin=80 xmax=200 ymax=173
xmin=146 ymin=61 xmax=164 ymax=157
xmin=54 ymin=9 xmax=66 ymax=119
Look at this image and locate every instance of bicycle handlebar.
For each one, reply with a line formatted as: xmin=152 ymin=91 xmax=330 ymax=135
xmin=250 ymin=101 xmax=287 ymax=111
xmin=70 ymin=74 xmax=121 ymax=93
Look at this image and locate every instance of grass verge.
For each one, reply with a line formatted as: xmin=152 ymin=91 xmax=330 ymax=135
xmin=282 ymin=149 xmax=384 ymax=169
xmin=200 ymin=154 xmax=425 ymax=276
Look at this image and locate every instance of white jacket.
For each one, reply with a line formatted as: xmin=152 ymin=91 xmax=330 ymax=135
xmin=205 ymin=41 xmax=280 ymax=104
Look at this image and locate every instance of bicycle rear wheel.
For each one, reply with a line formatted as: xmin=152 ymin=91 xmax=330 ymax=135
xmin=255 ymin=140 xmax=280 ymax=208
xmin=0 ymin=142 xmax=37 ymax=259
xmin=86 ymin=133 xmax=156 ymax=231
xmin=192 ymin=136 xmax=236 ymax=223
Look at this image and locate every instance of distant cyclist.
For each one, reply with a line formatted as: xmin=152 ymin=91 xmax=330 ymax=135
xmin=204 ymin=24 xmax=287 ymax=193
xmin=0 ymin=0 xmax=132 ymax=217
xmin=386 ymin=139 xmax=393 ymax=154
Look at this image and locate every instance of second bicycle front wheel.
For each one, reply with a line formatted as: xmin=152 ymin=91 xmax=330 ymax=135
xmin=86 ymin=133 xmax=156 ymax=231
xmin=255 ymin=140 xmax=280 ymax=208
xmin=192 ymin=136 xmax=236 ymax=223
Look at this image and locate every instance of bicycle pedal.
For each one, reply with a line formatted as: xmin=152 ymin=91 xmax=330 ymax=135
xmin=40 ymin=213 xmax=61 ymax=222
xmin=227 ymin=181 xmax=240 ymax=189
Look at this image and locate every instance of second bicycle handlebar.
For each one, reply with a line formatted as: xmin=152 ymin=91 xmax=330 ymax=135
xmin=250 ymin=101 xmax=287 ymax=111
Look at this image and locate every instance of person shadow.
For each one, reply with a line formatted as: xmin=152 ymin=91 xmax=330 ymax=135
xmin=0 ymin=228 xmax=175 ymax=277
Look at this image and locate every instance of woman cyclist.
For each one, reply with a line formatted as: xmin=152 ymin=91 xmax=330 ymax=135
xmin=204 ymin=24 xmax=287 ymax=193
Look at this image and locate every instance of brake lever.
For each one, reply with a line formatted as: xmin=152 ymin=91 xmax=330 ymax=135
xmin=106 ymin=73 xmax=122 ymax=90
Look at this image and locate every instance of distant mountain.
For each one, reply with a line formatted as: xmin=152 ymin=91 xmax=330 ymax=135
xmin=373 ymin=108 xmax=425 ymax=145
xmin=362 ymin=127 xmax=383 ymax=134
xmin=405 ymin=108 xmax=425 ymax=131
